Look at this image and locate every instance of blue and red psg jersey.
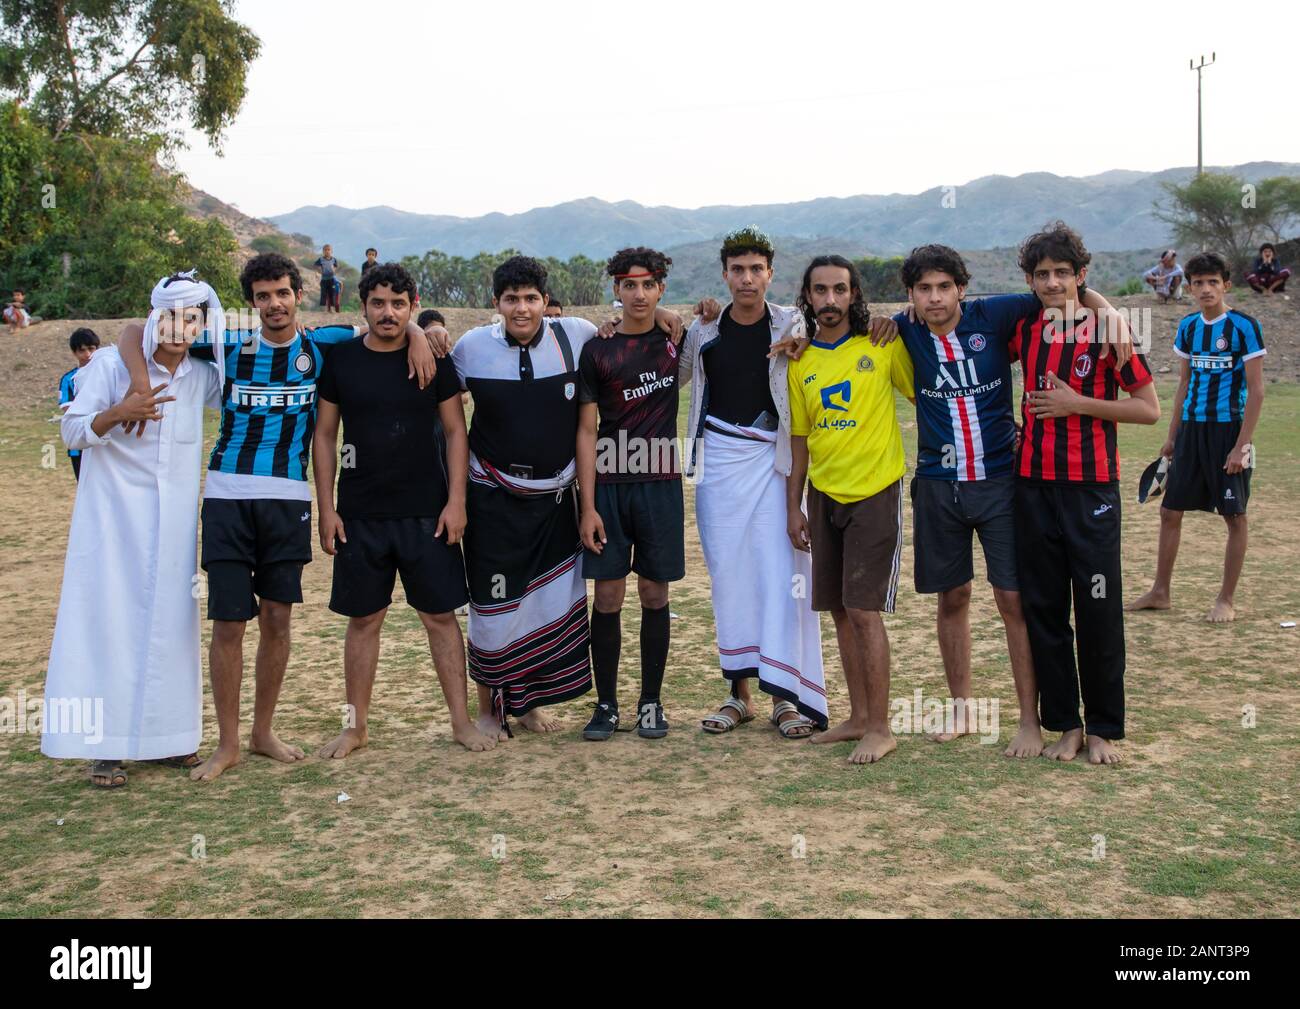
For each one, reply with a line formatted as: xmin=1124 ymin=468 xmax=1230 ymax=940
xmin=895 ymin=293 xmax=1039 ymax=481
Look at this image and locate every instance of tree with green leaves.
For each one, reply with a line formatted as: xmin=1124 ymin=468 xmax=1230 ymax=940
xmin=0 ymin=0 xmax=261 ymax=152
xmin=1 ymin=101 xmax=240 ymax=316
xmin=1155 ymin=172 xmax=1300 ymax=279
xmin=854 ymin=255 xmax=906 ymax=303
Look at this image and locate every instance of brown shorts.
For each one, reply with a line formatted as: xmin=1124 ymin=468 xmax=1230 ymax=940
xmin=807 ymin=480 xmax=903 ymax=613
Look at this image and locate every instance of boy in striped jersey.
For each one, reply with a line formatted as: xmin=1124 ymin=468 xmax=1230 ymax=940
xmin=58 ymin=328 xmax=101 ymax=481
xmin=1128 ymin=252 xmax=1265 ymax=623
xmin=1012 ymin=223 xmax=1160 ymax=765
xmin=118 ymin=252 xmax=444 ymax=781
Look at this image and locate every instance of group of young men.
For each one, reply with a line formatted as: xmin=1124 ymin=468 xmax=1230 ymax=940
xmin=41 ymin=219 xmax=1267 ymax=786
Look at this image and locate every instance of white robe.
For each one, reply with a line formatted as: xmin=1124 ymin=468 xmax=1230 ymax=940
xmin=42 ymin=347 xmax=220 ymax=760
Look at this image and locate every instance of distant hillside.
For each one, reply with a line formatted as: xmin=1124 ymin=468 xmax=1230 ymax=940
xmin=270 ymin=162 xmax=1300 ymax=264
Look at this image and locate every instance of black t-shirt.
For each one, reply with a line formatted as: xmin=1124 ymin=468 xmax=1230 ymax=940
xmin=702 ymin=306 xmax=777 ymax=426
xmin=317 ymin=336 xmax=461 ymax=519
xmin=578 ymin=325 xmax=681 ymax=482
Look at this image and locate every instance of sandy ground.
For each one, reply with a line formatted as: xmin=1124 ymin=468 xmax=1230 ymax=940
xmin=0 ymin=297 xmax=1297 ymax=918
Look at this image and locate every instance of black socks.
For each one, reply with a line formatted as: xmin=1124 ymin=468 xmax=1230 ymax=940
xmin=590 ymin=607 xmax=622 ymax=706
xmin=639 ymin=604 xmax=670 ymax=704
xmin=591 ymin=603 xmax=671 ymax=706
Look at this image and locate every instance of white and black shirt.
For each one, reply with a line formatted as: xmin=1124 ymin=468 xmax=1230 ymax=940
xmin=451 ymin=316 xmax=597 ymax=479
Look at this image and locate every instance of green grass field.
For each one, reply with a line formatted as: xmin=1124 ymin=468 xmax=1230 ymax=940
xmin=0 ymin=383 xmax=1297 ymax=918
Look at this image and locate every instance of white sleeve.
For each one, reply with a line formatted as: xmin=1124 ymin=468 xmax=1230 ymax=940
xmin=61 ymin=352 xmax=122 ymax=450
xmin=450 ymin=334 xmax=470 ymax=391
xmin=563 ymin=316 xmax=598 ymax=352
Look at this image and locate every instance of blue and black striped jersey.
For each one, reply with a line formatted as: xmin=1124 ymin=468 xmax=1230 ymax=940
xmin=1173 ymin=310 xmax=1265 ymax=422
xmin=192 ymin=325 xmax=358 ymax=500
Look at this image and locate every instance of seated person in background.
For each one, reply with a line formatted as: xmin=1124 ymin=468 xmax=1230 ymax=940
xmin=544 ymin=298 xmax=564 ymax=319
xmin=1143 ymin=250 xmax=1184 ymax=303
xmin=4 ymin=288 xmax=31 ymax=332
xmin=1246 ymin=243 xmax=1290 ymax=296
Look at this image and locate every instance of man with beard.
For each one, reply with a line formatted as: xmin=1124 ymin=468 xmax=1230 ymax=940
xmin=314 ymin=262 xmax=496 ymax=755
xmin=786 ymin=256 xmax=914 ymax=763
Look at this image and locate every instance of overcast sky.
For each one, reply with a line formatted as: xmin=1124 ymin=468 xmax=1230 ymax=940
xmin=174 ymin=0 xmax=1300 ymax=220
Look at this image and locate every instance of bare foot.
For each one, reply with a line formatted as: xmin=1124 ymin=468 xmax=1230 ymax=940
xmin=190 ymin=743 xmax=240 ymax=782
xmin=1126 ymin=587 xmax=1171 ymax=611
xmin=318 ymin=728 xmax=368 ymax=759
xmin=475 ymin=712 xmax=509 ymax=742
xmin=1004 ymin=723 xmax=1044 ymax=758
xmin=1086 ymin=734 xmax=1121 ymax=765
xmin=470 ymin=712 xmax=504 ymax=743
xmin=1042 ymin=728 xmax=1083 ymax=762
xmin=452 ymin=720 xmax=497 ymax=752
xmin=517 ymin=708 xmax=562 ymax=733
xmin=926 ymin=727 xmax=971 ymax=743
xmin=810 ymin=719 xmax=866 ymax=745
xmin=249 ymin=731 xmax=306 ymax=763
xmin=1206 ymin=598 xmax=1235 ymax=623
xmin=849 ymin=730 xmax=896 ymax=765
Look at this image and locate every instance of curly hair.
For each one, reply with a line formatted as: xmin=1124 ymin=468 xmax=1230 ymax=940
xmin=492 ymin=255 xmax=549 ymax=299
xmin=606 ymin=246 xmax=672 ymax=281
xmin=720 ymin=225 xmax=775 ymax=267
xmin=1185 ymin=251 xmax=1230 ymax=281
xmin=901 ymin=244 xmax=971 ymax=290
xmin=797 ymin=255 xmax=870 ymax=337
xmin=240 ymin=253 xmax=302 ymax=302
xmin=1018 ymin=221 xmax=1091 ymax=276
xmin=359 ymin=261 xmax=417 ymax=303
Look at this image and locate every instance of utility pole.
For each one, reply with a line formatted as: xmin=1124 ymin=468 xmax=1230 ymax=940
xmin=1190 ymin=53 xmax=1216 ymax=175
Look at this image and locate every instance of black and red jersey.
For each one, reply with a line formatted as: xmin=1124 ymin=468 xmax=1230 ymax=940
xmin=577 ymin=326 xmax=681 ymax=483
xmin=1011 ymin=310 xmax=1153 ymax=483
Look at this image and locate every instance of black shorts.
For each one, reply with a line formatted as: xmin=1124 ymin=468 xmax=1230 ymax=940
xmin=911 ymin=475 xmax=1019 ymax=593
xmin=1162 ymin=420 xmax=1251 ymax=516
xmin=581 ymin=479 xmax=685 ymax=583
xmin=201 ymin=498 xmax=314 ymax=621
xmin=329 ymin=515 xmax=469 ymax=617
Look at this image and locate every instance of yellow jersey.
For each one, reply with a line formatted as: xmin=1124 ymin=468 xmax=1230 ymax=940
xmin=788 ymin=332 xmax=914 ymax=503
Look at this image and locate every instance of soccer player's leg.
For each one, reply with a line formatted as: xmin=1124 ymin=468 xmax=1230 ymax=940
xmin=911 ymin=477 xmax=976 ymax=742
xmin=628 ymin=480 xmax=685 ymax=738
xmin=393 ymin=516 xmax=494 ymax=751
xmin=831 ymin=483 xmax=901 ymax=764
xmin=1209 ymin=421 xmax=1251 ymax=623
xmin=192 ymin=499 xmax=260 ymax=781
xmin=971 ymin=476 xmax=1041 ymax=756
xmin=583 ymin=482 xmax=634 ymax=740
xmin=1067 ymin=485 xmax=1125 ymax=765
xmin=806 ymin=486 xmax=861 ymax=745
xmin=319 ymin=517 xmax=395 ymax=758
xmin=246 ymin=500 xmax=311 ymax=764
xmin=1015 ymin=482 xmax=1083 ymax=762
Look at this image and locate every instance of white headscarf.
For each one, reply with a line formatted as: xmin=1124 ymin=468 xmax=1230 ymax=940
xmin=143 ymin=270 xmax=227 ymax=386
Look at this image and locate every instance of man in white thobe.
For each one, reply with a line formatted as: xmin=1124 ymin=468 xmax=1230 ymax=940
xmin=42 ymin=273 xmax=223 ymax=787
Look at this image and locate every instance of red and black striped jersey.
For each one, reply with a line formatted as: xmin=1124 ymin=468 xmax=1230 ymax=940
xmin=1011 ymin=310 xmax=1153 ymax=483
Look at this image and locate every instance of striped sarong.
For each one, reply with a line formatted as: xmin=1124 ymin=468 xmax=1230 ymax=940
xmin=463 ymin=456 xmax=591 ymax=721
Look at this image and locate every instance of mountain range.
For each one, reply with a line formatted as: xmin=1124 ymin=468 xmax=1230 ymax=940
xmin=269 ymin=162 xmax=1300 ymax=263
